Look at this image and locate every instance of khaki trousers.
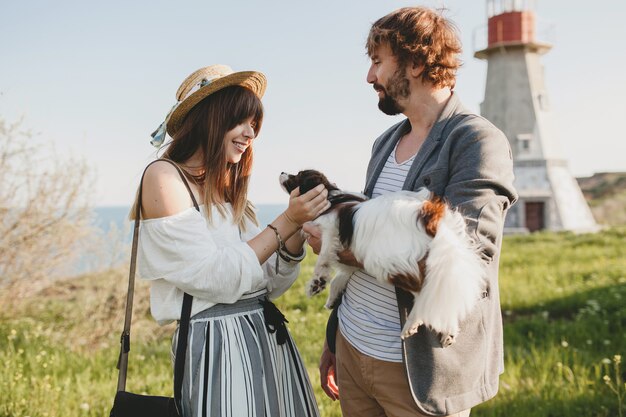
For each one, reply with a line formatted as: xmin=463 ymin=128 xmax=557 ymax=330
xmin=335 ymin=330 xmax=470 ymax=417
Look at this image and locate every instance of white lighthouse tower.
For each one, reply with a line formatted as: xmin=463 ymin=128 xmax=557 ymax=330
xmin=475 ymin=0 xmax=597 ymax=233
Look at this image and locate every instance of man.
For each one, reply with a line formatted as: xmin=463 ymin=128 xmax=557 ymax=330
xmin=303 ymin=7 xmax=518 ymax=417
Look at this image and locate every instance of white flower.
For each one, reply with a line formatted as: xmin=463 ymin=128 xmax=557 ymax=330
xmin=586 ymin=299 xmax=600 ymax=311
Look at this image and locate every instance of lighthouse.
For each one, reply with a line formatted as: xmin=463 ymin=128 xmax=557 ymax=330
xmin=475 ymin=0 xmax=598 ymax=233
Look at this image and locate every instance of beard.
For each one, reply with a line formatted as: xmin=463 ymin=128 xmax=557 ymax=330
xmin=375 ymin=68 xmax=411 ymax=116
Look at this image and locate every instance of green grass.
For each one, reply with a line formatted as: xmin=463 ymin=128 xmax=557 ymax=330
xmin=1 ymin=227 xmax=625 ymax=417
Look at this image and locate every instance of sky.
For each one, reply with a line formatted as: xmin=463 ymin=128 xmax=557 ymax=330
xmin=1 ymin=0 xmax=625 ymax=206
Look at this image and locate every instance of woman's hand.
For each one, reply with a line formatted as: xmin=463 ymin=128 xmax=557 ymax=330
xmin=302 ymin=222 xmax=322 ymax=254
xmin=250 ymin=185 xmax=328 ymax=265
xmin=284 ymin=184 xmax=330 ymax=226
xmin=302 ymin=222 xmax=363 ymax=268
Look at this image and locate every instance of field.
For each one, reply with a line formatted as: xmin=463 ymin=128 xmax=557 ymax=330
xmin=1 ymin=227 xmax=625 ymax=417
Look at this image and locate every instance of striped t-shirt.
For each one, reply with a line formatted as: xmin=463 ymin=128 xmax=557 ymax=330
xmin=337 ymin=142 xmax=416 ymax=362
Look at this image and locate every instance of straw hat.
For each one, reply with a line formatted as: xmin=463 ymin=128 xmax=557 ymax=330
xmin=150 ymin=65 xmax=266 ymax=147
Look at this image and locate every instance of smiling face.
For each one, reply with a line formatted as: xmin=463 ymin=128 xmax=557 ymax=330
xmin=223 ymin=117 xmax=257 ymax=164
xmin=367 ymin=43 xmax=411 ymax=116
xmin=163 ymin=85 xmax=263 ymax=228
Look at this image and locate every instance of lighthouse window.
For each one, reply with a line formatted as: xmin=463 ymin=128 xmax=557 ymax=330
xmin=517 ymin=133 xmax=533 ymax=153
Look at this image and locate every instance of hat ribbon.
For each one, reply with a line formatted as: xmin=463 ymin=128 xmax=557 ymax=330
xmin=150 ymin=103 xmax=178 ymax=148
xmin=149 ymin=78 xmax=216 ymax=148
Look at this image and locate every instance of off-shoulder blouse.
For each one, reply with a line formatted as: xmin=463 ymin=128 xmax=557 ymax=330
xmin=137 ymin=204 xmax=303 ymax=325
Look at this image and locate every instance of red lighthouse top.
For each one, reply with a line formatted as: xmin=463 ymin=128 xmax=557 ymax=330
xmin=488 ymin=11 xmax=535 ymax=46
xmin=487 ymin=0 xmax=536 ymax=46
xmin=475 ymin=0 xmax=551 ymax=59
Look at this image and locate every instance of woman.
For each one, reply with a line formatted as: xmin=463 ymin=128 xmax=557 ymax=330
xmin=134 ymin=65 xmax=326 ymax=417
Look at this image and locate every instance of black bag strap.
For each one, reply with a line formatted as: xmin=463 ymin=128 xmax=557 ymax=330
xmin=115 ymin=158 xmax=200 ymax=414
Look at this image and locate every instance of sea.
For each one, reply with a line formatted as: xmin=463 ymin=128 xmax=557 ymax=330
xmin=94 ymin=204 xmax=286 ymax=235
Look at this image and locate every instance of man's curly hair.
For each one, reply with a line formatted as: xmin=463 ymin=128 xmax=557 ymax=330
xmin=366 ymin=7 xmax=462 ymax=89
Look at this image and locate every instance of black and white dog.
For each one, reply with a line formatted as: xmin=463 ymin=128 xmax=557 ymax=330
xmin=280 ymin=169 xmax=486 ymax=347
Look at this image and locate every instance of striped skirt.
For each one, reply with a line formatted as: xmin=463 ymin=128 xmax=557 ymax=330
xmin=171 ymin=290 xmax=320 ymax=417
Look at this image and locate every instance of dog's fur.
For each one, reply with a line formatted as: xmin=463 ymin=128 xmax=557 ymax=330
xmin=279 ymin=170 xmax=486 ymax=347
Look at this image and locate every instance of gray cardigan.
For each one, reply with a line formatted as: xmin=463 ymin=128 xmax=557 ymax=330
xmin=329 ymin=93 xmax=518 ymax=416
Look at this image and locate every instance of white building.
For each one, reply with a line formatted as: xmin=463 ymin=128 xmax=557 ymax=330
xmin=475 ymin=0 xmax=598 ymax=233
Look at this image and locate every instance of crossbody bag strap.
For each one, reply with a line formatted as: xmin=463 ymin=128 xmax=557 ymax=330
xmin=115 ymin=158 xmax=200 ymax=414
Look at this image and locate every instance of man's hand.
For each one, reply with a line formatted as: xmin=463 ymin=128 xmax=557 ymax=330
xmin=319 ymin=338 xmax=339 ymax=400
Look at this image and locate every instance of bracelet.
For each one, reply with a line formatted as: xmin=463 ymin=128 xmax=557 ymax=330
xmin=266 ymin=224 xmax=306 ymax=272
xmin=266 ymin=224 xmax=284 ymax=250
xmin=277 ymin=248 xmax=305 ymax=263
xmin=267 ymin=224 xmax=285 ymax=274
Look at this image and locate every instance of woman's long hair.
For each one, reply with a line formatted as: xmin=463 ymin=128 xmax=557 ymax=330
xmin=131 ymin=86 xmax=263 ymax=231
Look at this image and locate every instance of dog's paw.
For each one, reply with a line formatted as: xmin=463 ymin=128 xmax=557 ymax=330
xmin=438 ymin=332 xmax=456 ymax=348
xmin=306 ymin=278 xmax=327 ymax=297
xmin=400 ymin=320 xmax=423 ymax=340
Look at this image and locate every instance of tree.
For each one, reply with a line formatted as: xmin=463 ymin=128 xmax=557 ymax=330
xmin=0 ymin=117 xmax=96 ymax=299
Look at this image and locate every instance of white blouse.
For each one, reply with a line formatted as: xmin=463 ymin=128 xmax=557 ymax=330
xmin=137 ymin=204 xmax=303 ymax=325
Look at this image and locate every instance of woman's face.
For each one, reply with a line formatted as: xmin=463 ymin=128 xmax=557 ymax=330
xmin=223 ymin=117 xmax=257 ymax=164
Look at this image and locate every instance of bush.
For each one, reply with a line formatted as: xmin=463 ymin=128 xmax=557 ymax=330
xmin=0 ymin=117 xmax=96 ymax=300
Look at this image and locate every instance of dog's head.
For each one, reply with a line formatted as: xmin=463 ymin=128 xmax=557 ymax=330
xmin=279 ymin=170 xmax=340 ymax=195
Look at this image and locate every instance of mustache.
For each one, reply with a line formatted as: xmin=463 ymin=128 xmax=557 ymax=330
xmin=373 ymin=83 xmax=386 ymax=94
